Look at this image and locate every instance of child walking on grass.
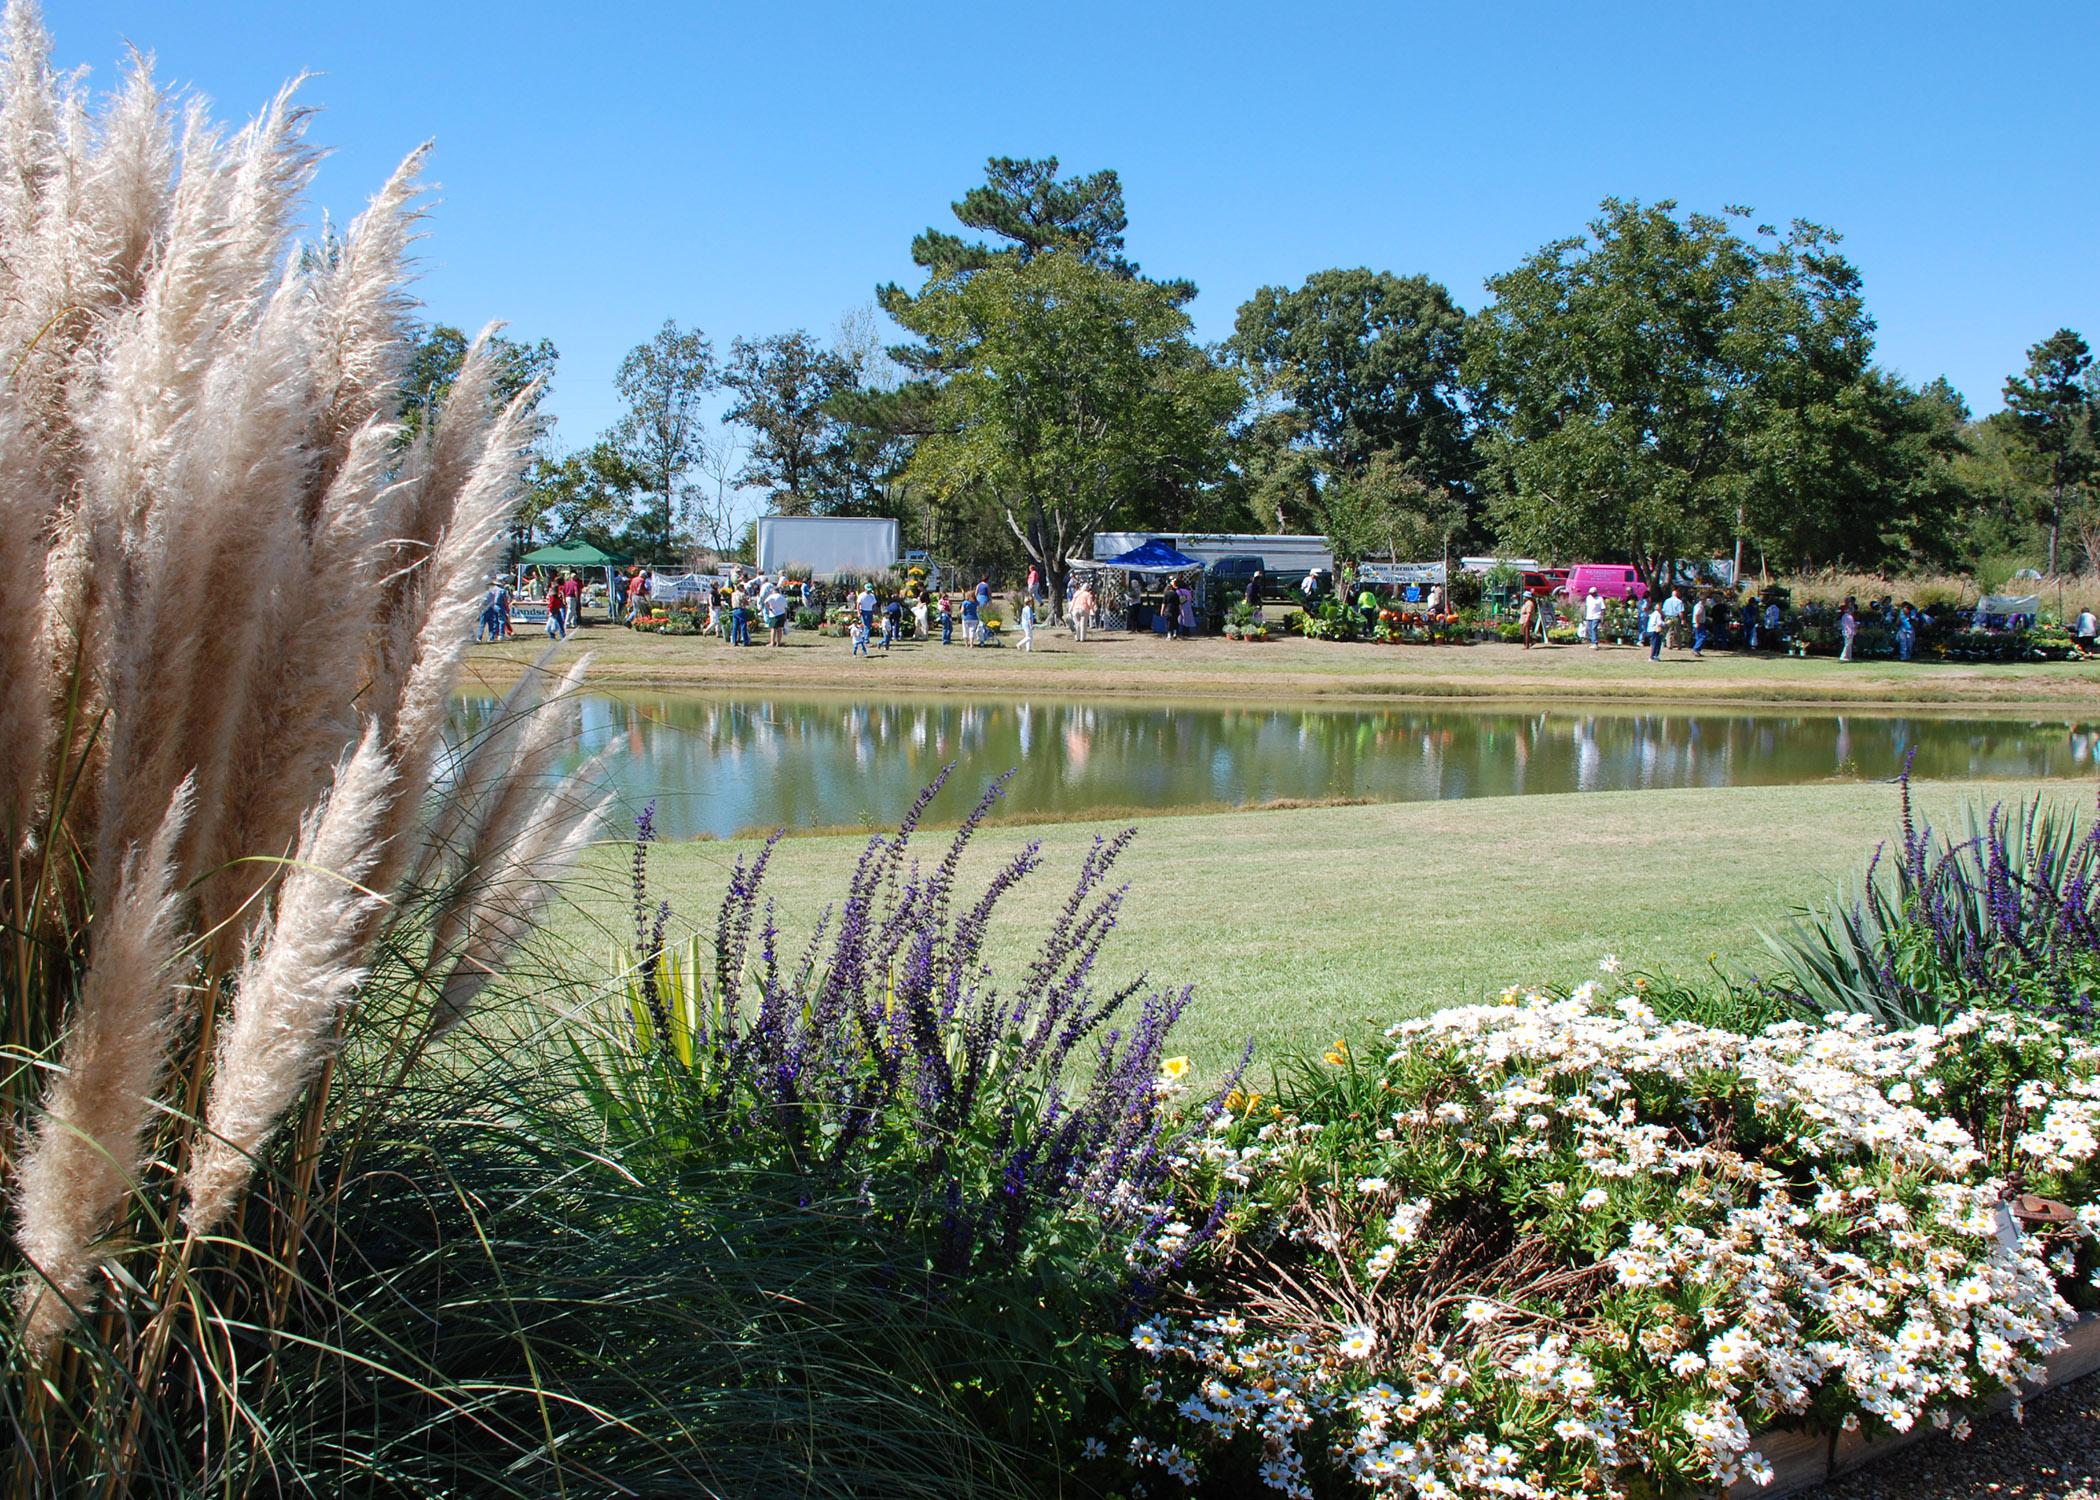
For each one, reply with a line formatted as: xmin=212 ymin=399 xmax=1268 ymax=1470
xmin=1018 ymin=598 xmax=1035 ymax=652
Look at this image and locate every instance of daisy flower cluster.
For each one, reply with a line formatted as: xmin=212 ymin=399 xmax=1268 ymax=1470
xmin=1097 ymin=982 xmax=2100 ymax=1499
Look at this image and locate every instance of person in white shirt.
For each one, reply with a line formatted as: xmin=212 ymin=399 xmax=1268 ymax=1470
xmin=2076 ymin=607 xmax=2098 ymax=643
xmin=1646 ymin=601 xmax=1665 ymax=662
xmin=1661 ymin=588 xmax=1685 ymax=650
xmin=1018 ymin=598 xmax=1035 ymax=652
xmin=1582 ymin=587 xmax=1605 ymax=649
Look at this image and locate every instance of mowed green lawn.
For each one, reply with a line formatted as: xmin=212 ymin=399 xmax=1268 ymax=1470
xmin=544 ymin=778 xmax=2089 ymax=1075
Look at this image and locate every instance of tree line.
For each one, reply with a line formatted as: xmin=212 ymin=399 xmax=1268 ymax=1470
xmin=404 ymin=157 xmax=2100 ymax=599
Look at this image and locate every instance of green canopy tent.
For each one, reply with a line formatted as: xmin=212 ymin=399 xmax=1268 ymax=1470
xmin=517 ymin=541 xmax=632 ymax=625
xmin=518 ymin=541 xmax=628 ymax=569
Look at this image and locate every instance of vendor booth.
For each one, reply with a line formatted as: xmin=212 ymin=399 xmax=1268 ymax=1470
xmin=1069 ymin=538 xmax=1205 ymax=632
xmin=1973 ymin=594 xmax=2042 ymax=630
xmin=517 ymin=541 xmax=629 ymax=623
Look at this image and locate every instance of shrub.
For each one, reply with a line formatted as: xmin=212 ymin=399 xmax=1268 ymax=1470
xmin=1765 ymin=769 xmax=2100 ymax=1029
xmin=602 ymin=781 xmax=1239 ymax=1468
xmin=72 ymin=1000 xmax=1041 ymax=1498
xmin=1103 ymin=983 xmax=2100 ymax=1499
xmin=1782 ymin=567 xmax=1975 ymax=612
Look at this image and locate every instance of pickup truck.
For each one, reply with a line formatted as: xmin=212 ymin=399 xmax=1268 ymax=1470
xmin=1208 ymin=555 xmax=1276 ymax=601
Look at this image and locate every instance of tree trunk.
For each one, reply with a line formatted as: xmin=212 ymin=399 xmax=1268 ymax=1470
xmin=1004 ymin=498 xmax=1074 ymax=623
xmin=2049 ymin=479 xmax=2063 ymax=576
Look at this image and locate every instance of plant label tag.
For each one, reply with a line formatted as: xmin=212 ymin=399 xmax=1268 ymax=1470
xmin=1995 ymin=1201 xmax=2024 ymax=1254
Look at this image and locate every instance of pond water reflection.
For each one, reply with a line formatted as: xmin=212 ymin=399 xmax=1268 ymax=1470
xmin=451 ymin=692 xmax=2100 ymax=841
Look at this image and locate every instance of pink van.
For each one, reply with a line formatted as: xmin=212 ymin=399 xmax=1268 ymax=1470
xmin=1556 ymin=564 xmax=1647 ymax=602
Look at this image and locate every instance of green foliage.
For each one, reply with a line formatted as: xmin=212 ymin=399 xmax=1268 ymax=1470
xmin=519 ymin=439 xmax=639 ymax=550
xmin=1746 ymin=368 xmax=1973 ymax=572
xmin=1229 ymin=268 xmax=1472 ymax=487
xmin=1227 ymin=408 xmax=1323 ymax=532
xmin=897 ymin=153 xmax=1155 ymax=288
xmin=1467 ymin=200 xmax=1874 ymax=585
xmin=1765 ymin=780 xmax=2100 ymax=1028
xmin=398 ymin=322 xmax=558 ymax=443
xmin=258 ymin=1021 xmax=1040 ymax=1497
xmin=900 ymin=248 xmax=1240 ymax=601
xmin=721 ymin=329 xmax=857 ymax=514
xmin=1320 ymin=448 xmax=1468 ymax=565
xmin=612 ymin=319 xmax=718 ymax=557
xmin=2002 ymin=328 xmax=2097 ymax=574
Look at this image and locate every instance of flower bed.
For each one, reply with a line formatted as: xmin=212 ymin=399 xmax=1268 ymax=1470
xmin=1102 ymin=984 xmax=2100 ymax=1499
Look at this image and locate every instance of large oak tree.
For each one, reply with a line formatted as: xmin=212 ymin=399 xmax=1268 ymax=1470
xmin=1466 ymin=199 xmax=1873 ymax=588
xmin=1228 ymin=268 xmax=1470 ymax=487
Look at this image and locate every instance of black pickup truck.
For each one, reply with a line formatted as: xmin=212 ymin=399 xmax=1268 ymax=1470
xmin=1207 ymin=555 xmax=1274 ymax=601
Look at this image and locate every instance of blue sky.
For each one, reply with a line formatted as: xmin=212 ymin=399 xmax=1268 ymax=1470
xmin=49 ymin=1 xmax=2100 ymax=451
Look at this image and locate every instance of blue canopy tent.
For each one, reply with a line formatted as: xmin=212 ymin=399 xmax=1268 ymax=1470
xmin=1100 ymin=538 xmax=1201 ymax=571
xmin=1077 ymin=538 xmax=1204 ymax=633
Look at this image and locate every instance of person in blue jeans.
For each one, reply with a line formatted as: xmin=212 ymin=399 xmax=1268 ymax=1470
xmin=732 ymin=602 xmax=751 ymax=647
xmin=476 ymin=581 xmax=504 ymax=641
xmin=939 ymin=595 xmax=954 ymax=644
xmin=1646 ymin=601 xmax=1665 ymax=661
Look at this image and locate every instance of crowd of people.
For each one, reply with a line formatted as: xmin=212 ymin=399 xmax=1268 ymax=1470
xmin=478 ymin=562 xmax=2100 ymax=666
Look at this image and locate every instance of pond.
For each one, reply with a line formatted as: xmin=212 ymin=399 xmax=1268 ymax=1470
xmin=451 ymin=692 xmax=2100 ymax=841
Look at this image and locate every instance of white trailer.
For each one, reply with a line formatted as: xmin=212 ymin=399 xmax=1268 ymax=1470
xmin=755 ymin=515 xmax=899 ymax=578
xmin=1092 ymin=532 xmax=1334 ymax=576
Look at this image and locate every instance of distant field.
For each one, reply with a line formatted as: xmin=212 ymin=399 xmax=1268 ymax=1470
xmin=467 ymin=625 xmax=2100 ymax=714
xmin=542 ymin=777 xmax=2091 ymax=1079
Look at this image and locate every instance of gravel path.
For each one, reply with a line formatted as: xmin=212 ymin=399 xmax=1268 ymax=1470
xmin=1808 ymin=1373 xmax=2100 ymax=1500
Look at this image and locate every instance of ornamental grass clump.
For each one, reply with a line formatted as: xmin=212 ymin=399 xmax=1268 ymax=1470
xmin=1105 ymin=982 xmax=2100 ymax=1500
xmin=1767 ymin=766 xmax=2100 ymax=1028
xmin=0 ymin=6 xmax=603 ymax=1487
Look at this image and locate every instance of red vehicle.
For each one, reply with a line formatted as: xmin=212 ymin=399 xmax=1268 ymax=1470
xmin=1520 ymin=568 xmax=1570 ymax=596
xmin=1554 ymin=564 xmax=1647 ymax=602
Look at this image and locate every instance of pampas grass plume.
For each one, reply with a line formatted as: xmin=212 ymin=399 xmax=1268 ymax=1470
xmin=13 ymin=780 xmax=192 ymax=1352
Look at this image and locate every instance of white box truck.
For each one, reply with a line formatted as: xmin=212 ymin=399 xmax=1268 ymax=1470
xmin=1091 ymin=532 xmax=1335 ymax=576
xmin=755 ymin=516 xmax=900 ymax=578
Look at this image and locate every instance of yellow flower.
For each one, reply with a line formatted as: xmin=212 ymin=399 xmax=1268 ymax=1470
xmin=1160 ymin=1056 xmax=1190 ymax=1081
xmin=1322 ymin=1039 xmax=1350 ymax=1067
xmin=1225 ymin=1088 xmax=1263 ymax=1113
